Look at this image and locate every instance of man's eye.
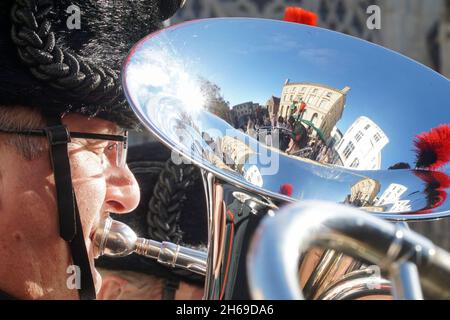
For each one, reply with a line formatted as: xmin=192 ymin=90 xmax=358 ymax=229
xmin=104 ymin=142 xmax=119 ymax=162
xmin=107 ymin=143 xmax=118 ymax=151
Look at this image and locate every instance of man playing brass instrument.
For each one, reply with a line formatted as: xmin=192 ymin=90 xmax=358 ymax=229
xmin=0 ymin=0 xmax=185 ymax=300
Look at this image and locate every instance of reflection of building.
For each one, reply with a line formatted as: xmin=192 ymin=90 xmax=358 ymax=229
xmin=231 ymin=101 xmax=260 ymax=128
xmin=375 ymin=183 xmax=412 ymax=212
xmin=277 ymin=80 xmax=350 ymax=140
xmin=266 ymin=96 xmax=280 ymax=121
xmin=376 ymin=183 xmax=407 ymax=205
xmin=232 ymin=101 xmax=259 ymax=117
xmin=390 ymin=200 xmax=412 ymax=213
xmin=208 ymin=102 xmax=232 ymax=123
xmin=349 ymin=178 xmax=381 ymax=207
xmin=329 ymin=127 xmax=343 ymax=148
xmin=336 ymin=116 xmax=389 ymax=170
xmin=219 ymin=136 xmax=254 ymax=172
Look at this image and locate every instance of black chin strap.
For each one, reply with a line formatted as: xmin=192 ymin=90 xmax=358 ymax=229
xmin=162 ymin=278 xmax=180 ymax=300
xmin=45 ymin=116 xmax=96 ymax=300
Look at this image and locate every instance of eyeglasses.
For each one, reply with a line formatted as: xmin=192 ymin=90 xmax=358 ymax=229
xmin=0 ymin=127 xmax=128 ymax=168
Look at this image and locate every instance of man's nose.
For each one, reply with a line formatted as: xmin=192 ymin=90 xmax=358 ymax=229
xmin=103 ymin=165 xmax=140 ymax=214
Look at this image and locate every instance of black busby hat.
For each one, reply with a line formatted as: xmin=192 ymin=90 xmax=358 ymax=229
xmin=0 ymin=0 xmax=184 ymax=128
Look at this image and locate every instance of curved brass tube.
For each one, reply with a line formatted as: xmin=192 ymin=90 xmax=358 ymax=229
xmin=247 ymin=201 xmax=450 ymax=300
xmin=317 ymin=269 xmax=392 ymax=300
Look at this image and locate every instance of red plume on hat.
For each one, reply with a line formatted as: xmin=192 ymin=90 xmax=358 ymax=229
xmin=284 ymin=7 xmax=318 ymax=26
xmin=414 ymin=124 xmax=450 ymax=170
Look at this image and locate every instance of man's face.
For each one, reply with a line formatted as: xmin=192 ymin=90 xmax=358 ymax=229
xmin=0 ymin=114 xmax=140 ymax=299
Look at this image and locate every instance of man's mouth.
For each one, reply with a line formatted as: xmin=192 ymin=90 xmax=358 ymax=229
xmin=89 ymin=227 xmax=101 ymax=259
xmin=89 ymin=215 xmax=110 ymax=259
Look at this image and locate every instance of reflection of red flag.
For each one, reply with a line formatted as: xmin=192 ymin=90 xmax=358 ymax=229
xmin=284 ymin=7 xmax=318 ymax=26
xmin=415 ymin=124 xmax=450 ymax=170
xmin=300 ymin=102 xmax=306 ymax=112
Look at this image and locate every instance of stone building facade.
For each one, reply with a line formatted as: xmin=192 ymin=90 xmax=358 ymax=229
xmin=266 ymin=96 xmax=281 ymax=121
xmin=278 ymin=81 xmax=350 ymax=141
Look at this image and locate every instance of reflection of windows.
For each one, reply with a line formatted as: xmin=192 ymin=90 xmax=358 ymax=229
xmin=284 ymin=95 xmax=287 ymax=101
xmin=326 ymin=92 xmax=333 ymax=98
xmin=343 ymin=142 xmax=355 ymax=159
xmin=319 ymin=100 xmax=329 ymax=109
xmin=311 ymin=113 xmax=319 ymax=126
xmin=351 ymin=158 xmax=360 ymax=168
xmin=313 ymin=89 xmax=318 ymax=94
xmin=301 ymin=87 xmax=306 ymax=92
xmin=355 ymin=131 xmax=364 ymax=142
xmin=374 ymin=132 xmax=382 ymax=142
xmin=364 ymin=124 xmax=371 ymax=130
xmin=308 ymin=95 xmax=319 ymax=105
xmin=290 ymin=95 xmax=293 ymax=101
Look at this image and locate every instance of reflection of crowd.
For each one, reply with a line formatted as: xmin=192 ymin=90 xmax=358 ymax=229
xmin=239 ymin=113 xmax=336 ymax=164
xmin=231 ymin=105 xmax=345 ymax=166
xmin=307 ymin=138 xmax=339 ymax=164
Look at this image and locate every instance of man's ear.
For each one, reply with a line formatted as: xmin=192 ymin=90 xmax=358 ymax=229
xmin=96 ymin=274 xmax=129 ymax=300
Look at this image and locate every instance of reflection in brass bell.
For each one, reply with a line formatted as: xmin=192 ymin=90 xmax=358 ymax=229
xmin=123 ymin=18 xmax=450 ymax=220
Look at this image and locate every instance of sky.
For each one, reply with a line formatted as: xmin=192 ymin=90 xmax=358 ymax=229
xmin=137 ymin=18 xmax=450 ymax=171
